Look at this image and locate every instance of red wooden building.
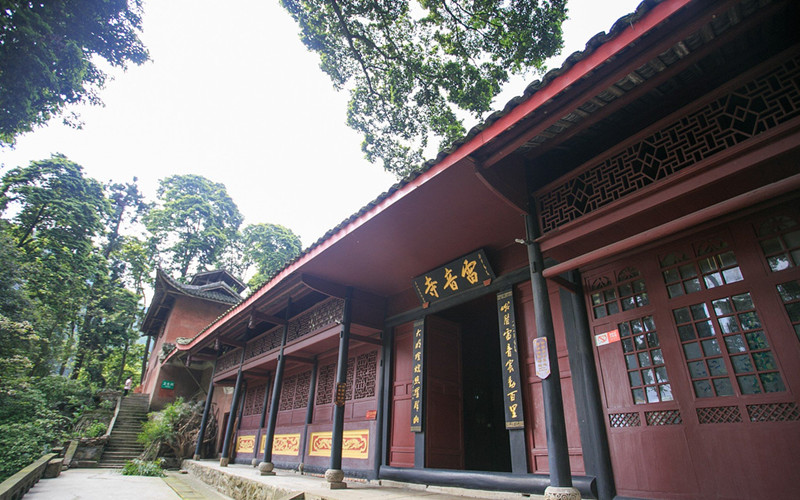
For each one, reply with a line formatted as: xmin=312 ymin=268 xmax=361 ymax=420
xmin=158 ymin=1 xmax=800 ymax=498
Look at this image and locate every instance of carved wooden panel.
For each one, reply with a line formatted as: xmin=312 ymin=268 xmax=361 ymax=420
xmin=538 ymin=56 xmax=800 ymax=233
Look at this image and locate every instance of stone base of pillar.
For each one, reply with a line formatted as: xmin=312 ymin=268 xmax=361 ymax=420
xmin=544 ymin=486 xmax=581 ymax=500
xmin=322 ymin=468 xmax=347 ymax=489
xmin=192 ymin=454 xmax=201 ymax=460
xmin=251 ymin=458 xmax=259 ymax=467
xmin=257 ymin=461 xmax=275 ymax=476
xmin=219 ymin=457 xmax=229 ymax=467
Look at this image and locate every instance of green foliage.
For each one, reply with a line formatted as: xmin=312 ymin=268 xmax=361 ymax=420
xmin=138 ymin=398 xmax=204 ymax=460
xmin=85 ymin=421 xmax=107 ymax=438
xmin=0 ymin=0 xmax=149 ymax=145
xmin=242 ymin=223 xmax=303 ymax=289
xmin=0 ymin=375 xmax=94 ymax=481
xmin=121 ymin=458 xmax=165 ymax=477
xmin=144 ymin=175 xmax=243 ymax=279
xmin=280 ymin=0 xmax=567 ymax=176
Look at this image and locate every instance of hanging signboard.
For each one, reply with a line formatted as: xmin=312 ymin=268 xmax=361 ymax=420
xmin=409 ymin=318 xmax=425 ymax=432
xmin=496 ymin=289 xmax=525 ymax=429
xmin=533 ymin=337 xmax=551 ymax=379
xmin=412 ymin=249 xmax=495 ymax=305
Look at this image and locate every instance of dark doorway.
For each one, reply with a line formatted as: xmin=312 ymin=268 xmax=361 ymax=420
xmin=437 ymin=293 xmax=512 ymax=472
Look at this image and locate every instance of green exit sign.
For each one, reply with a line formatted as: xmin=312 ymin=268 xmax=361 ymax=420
xmin=161 ymin=380 xmax=175 ymax=390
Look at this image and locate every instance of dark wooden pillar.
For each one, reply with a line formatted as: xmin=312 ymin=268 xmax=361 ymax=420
xmin=564 ymin=269 xmax=615 ymax=500
xmin=258 ymin=298 xmax=292 ymax=475
xmin=220 ymin=348 xmax=247 ymax=467
xmin=325 ymin=288 xmax=353 ymax=489
xmin=251 ymin=373 xmax=271 ymax=467
xmin=193 ymin=354 xmax=218 ymax=460
xmin=300 ymin=356 xmax=319 ymax=466
xmin=524 ymin=211 xmax=579 ymax=500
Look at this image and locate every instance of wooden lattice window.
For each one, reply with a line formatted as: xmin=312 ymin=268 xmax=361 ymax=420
xmin=279 ymin=375 xmax=297 ymax=411
xmin=315 ymin=362 xmax=336 ymax=405
xmin=777 ymin=279 xmax=800 ymax=342
xmin=660 ymin=239 xmax=743 ymax=299
xmin=589 ymin=267 xmax=649 ymax=319
xmin=618 ymin=315 xmax=672 ymax=404
xmin=674 ymin=301 xmax=734 ymax=398
xmin=243 ymin=384 xmax=267 ymax=416
xmin=755 ymin=214 xmax=800 ymax=272
xmin=674 ymin=292 xmax=786 ymax=398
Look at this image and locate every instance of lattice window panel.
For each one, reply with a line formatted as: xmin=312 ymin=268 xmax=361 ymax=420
xmin=354 ymin=351 xmax=378 ymax=400
xmin=645 ymin=409 xmax=682 ymax=426
xmin=538 ymin=56 xmax=800 ymax=233
xmin=244 ymin=384 xmax=266 ymax=416
xmin=316 ymin=363 xmax=336 ymax=405
xmin=746 ymin=402 xmax=800 ymax=422
xmin=609 ymin=412 xmax=641 ymax=428
xmin=345 ymin=357 xmax=356 ymax=401
xmin=697 ymin=405 xmax=742 ymax=424
xmin=777 ymin=280 xmax=800 ymax=342
xmin=279 ymin=374 xmax=297 ymax=411
xmin=245 ymin=326 xmax=283 ymax=360
xmin=755 ymin=211 xmax=800 ymax=272
xmin=618 ymin=315 xmax=673 ymax=404
xmin=589 ymin=267 xmax=650 ymax=320
xmin=216 ymin=348 xmax=242 ymax=373
xmin=660 ymin=238 xmax=743 ymax=299
xmin=293 ymin=370 xmax=311 ymax=409
xmin=287 ymin=298 xmax=345 ymax=342
xmin=674 ymin=300 xmax=734 ymax=398
xmin=712 ymin=292 xmax=786 ymax=395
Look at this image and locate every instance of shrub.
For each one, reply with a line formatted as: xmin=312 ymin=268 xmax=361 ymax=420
xmin=121 ymin=458 xmax=165 ymax=477
xmin=138 ymin=397 xmax=211 ymax=460
xmin=85 ymin=421 xmax=107 ymax=438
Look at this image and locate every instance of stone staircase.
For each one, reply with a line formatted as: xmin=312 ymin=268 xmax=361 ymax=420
xmin=98 ymin=393 xmax=150 ymax=468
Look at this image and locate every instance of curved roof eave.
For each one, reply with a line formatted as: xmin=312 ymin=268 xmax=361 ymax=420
xmin=166 ymin=0 xmax=688 ymax=360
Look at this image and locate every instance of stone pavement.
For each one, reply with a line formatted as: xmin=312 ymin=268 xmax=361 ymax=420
xmin=183 ymin=459 xmax=538 ymax=500
xmin=24 ymin=462 xmax=543 ymax=500
xmin=24 ymin=468 xmax=231 ymax=500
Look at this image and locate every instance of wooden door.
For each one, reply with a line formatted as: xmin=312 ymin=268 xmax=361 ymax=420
xmin=389 ymin=322 xmax=415 ymax=467
xmin=425 ymin=315 xmax=464 ymax=469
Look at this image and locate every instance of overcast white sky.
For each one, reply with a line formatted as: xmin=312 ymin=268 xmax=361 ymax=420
xmin=0 ymin=0 xmax=641 ymax=248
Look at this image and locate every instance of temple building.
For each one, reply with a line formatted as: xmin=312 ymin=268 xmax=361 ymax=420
xmin=149 ymin=1 xmax=800 ymax=498
xmin=140 ymin=269 xmax=245 ymax=409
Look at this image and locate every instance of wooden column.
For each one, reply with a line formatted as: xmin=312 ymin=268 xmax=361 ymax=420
xmin=300 ymin=356 xmax=319 ymax=467
xmin=220 ymin=348 xmax=247 ymax=467
xmin=524 ymin=211 xmax=579 ymax=500
xmin=251 ymin=373 xmax=271 ymax=467
xmin=258 ymin=298 xmax=292 ymax=476
xmin=324 ymin=288 xmax=353 ymax=489
xmin=564 ymin=270 xmax=615 ymax=500
xmin=193 ymin=354 xmax=219 ymax=460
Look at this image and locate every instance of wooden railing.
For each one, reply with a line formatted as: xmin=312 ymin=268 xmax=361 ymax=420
xmin=0 ymin=453 xmax=57 ymax=500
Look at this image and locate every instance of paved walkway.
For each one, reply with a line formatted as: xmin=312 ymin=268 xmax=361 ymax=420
xmin=183 ymin=460 xmax=534 ymax=500
xmin=25 ymin=468 xmax=231 ymax=500
xmin=25 ymin=463 xmax=539 ymax=500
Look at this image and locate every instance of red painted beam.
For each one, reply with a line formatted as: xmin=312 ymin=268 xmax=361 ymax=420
xmin=543 ymin=172 xmax=800 ymax=278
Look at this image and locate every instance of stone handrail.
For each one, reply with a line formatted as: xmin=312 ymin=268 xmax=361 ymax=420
xmin=0 ymin=453 xmax=57 ymax=500
xmin=105 ymin=395 xmax=123 ymax=437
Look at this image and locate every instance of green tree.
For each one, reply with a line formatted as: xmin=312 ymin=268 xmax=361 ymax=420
xmin=144 ymin=175 xmax=243 ymax=280
xmin=280 ymin=0 xmax=566 ymax=176
xmin=242 ymin=223 xmax=303 ymax=289
xmin=0 ymin=0 xmax=149 ymax=145
xmin=0 ymin=155 xmax=110 ymax=375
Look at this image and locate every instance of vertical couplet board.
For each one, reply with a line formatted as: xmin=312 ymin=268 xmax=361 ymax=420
xmin=497 ymin=289 xmax=525 ymax=429
xmin=409 ymin=318 xmax=425 ymax=432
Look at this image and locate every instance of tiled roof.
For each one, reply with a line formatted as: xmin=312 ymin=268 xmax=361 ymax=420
xmin=169 ymin=0 xmax=675 ymax=352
